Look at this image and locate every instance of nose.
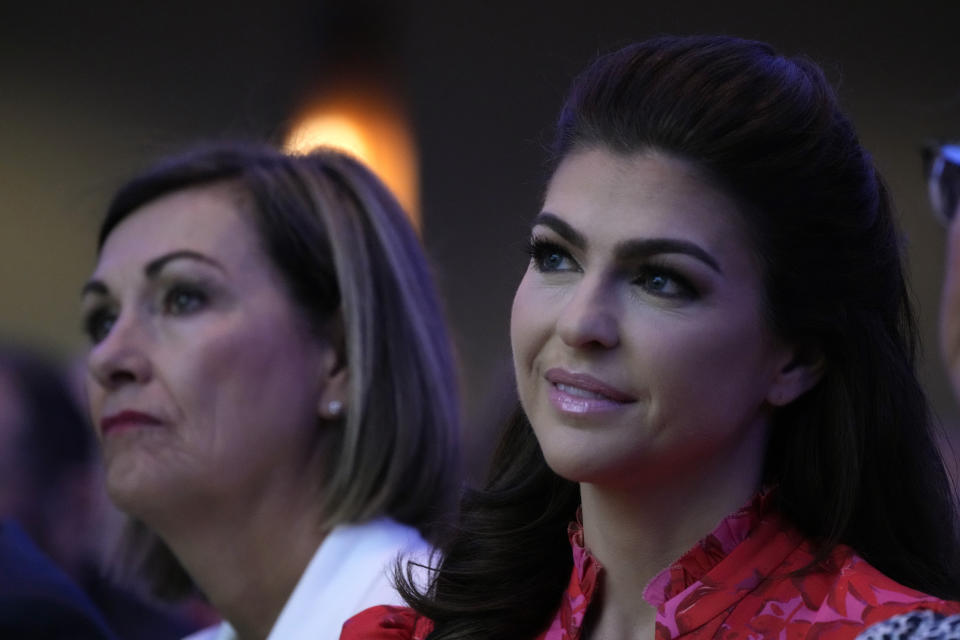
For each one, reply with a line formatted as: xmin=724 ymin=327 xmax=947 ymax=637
xmin=556 ymin=274 xmax=620 ymax=350
xmin=87 ymin=310 xmax=154 ymax=391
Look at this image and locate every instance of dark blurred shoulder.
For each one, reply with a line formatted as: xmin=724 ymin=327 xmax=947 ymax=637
xmin=0 ymin=519 xmax=117 ymax=639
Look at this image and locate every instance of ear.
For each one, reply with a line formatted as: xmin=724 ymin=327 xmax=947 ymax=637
xmin=315 ymin=313 xmax=350 ymax=421
xmin=766 ymin=342 xmax=825 ymax=407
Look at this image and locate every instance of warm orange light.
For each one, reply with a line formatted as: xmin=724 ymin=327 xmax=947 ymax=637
xmin=284 ymin=90 xmax=420 ymax=228
xmin=286 ymin=114 xmax=371 ymax=160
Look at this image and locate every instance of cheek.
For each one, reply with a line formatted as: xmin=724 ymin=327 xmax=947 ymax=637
xmin=84 ymin=373 xmax=106 ymax=434
xmin=180 ymin=326 xmax=251 ymax=395
xmin=510 ymin=274 xmax=540 ymax=364
xmin=169 ymin=319 xmax=313 ymax=442
xmin=637 ymin=309 xmax=773 ymax=416
xmin=84 ymin=373 xmax=100 ymax=415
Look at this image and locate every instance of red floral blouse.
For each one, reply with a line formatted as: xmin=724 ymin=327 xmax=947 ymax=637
xmin=340 ymin=495 xmax=960 ymax=639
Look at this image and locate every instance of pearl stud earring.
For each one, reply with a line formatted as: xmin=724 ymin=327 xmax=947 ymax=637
xmin=327 ymin=400 xmax=344 ymax=417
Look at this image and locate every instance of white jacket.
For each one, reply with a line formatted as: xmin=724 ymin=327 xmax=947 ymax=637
xmin=184 ymin=518 xmax=430 ymax=640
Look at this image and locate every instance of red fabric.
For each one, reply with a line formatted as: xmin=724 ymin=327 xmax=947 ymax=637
xmin=339 ymin=495 xmax=960 ymax=640
xmin=341 ymin=605 xmax=434 ymax=640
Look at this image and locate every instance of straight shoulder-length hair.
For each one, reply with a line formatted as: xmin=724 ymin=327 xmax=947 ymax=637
xmin=98 ymin=143 xmax=461 ymax=598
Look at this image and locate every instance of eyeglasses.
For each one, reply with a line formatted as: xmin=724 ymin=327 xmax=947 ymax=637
xmin=923 ymin=141 xmax=960 ymax=225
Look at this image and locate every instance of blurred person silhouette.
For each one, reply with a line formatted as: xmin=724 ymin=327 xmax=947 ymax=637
xmin=857 ymin=142 xmax=960 ymax=640
xmin=0 ymin=517 xmax=116 ymax=638
xmin=928 ymin=143 xmax=960 ymax=402
xmin=79 ymin=143 xmax=461 ymax=640
xmin=0 ymin=345 xmax=203 ymax=639
xmin=0 ymin=346 xmax=96 ymax=572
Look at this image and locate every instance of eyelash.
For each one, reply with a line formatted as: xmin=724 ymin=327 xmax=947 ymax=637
xmin=632 ymin=263 xmax=698 ymax=299
xmin=525 ymin=237 xmax=698 ymax=300
xmin=526 ymin=238 xmax=579 ymax=273
xmin=162 ymin=283 xmax=208 ymax=316
xmin=82 ymin=306 xmax=117 ymax=345
xmin=82 ymin=282 xmax=210 ymax=345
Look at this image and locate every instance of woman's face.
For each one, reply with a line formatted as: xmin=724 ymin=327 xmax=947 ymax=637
xmin=82 ymin=182 xmax=339 ymax=522
xmin=511 ymin=149 xmax=801 ymax=489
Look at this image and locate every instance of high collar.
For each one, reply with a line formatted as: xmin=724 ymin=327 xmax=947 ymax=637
xmin=641 ymin=491 xmax=776 ymax=607
xmin=551 ymin=492 xmax=798 ymax=639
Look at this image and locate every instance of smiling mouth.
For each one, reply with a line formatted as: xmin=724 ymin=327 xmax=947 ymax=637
xmin=554 ymin=382 xmax=613 ymax=400
xmin=544 ymin=368 xmax=636 ymax=401
xmin=548 ymin=382 xmax=632 ymax=415
xmin=544 ymin=368 xmax=636 ymax=415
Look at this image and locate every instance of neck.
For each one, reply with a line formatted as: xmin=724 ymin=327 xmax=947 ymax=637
xmin=150 ymin=484 xmax=327 ymax=640
xmin=579 ymin=423 xmax=766 ymax=639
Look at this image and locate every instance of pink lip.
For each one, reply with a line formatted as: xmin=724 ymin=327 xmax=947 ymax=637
xmin=544 ymin=368 xmax=636 ymax=415
xmin=100 ymin=410 xmax=163 ymax=435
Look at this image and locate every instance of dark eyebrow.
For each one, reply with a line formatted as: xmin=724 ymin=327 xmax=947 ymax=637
xmin=615 ymin=238 xmax=722 ymax=274
xmin=143 ymin=250 xmax=224 ymax=278
xmin=81 ymin=250 xmax=224 ymax=298
xmin=533 ymin=211 xmax=722 ymax=275
xmin=532 ymin=212 xmax=587 ymax=250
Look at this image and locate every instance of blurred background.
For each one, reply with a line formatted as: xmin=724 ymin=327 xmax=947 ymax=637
xmin=2 ymin=0 xmax=959 ymax=481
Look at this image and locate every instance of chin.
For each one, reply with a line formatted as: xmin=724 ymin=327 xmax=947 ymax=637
xmin=541 ymin=444 xmax=618 ymax=485
xmin=104 ymin=455 xmax=185 ymax=524
xmin=105 ymin=476 xmax=153 ymax=520
xmin=541 ymin=436 xmax=668 ymax=490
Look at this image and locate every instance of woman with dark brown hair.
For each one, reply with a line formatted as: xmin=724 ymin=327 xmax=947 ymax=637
xmin=342 ymin=35 xmax=960 ymax=640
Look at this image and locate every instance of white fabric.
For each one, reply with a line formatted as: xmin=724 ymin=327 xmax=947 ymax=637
xmin=184 ymin=518 xmax=430 ymax=640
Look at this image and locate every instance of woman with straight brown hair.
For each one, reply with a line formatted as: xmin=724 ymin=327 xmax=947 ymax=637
xmin=81 ymin=144 xmax=460 ymax=640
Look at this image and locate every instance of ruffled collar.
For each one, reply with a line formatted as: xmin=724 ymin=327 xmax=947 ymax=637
xmin=642 ymin=492 xmax=771 ymax=607
xmin=549 ymin=492 xmax=782 ymax=639
xmin=543 ymin=516 xmax=603 ymax=637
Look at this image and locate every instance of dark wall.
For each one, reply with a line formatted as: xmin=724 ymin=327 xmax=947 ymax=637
xmin=2 ymin=1 xmax=958 ymax=475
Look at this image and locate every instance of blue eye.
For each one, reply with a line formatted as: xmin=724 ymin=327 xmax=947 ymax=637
xmin=527 ymin=239 xmax=578 ymax=273
xmin=164 ymin=285 xmax=207 ymax=315
xmin=83 ymin=307 xmax=117 ymax=344
xmin=646 ymin=274 xmax=669 ymax=291
xmin=634 ymin=266 xmax=696 ymax=299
